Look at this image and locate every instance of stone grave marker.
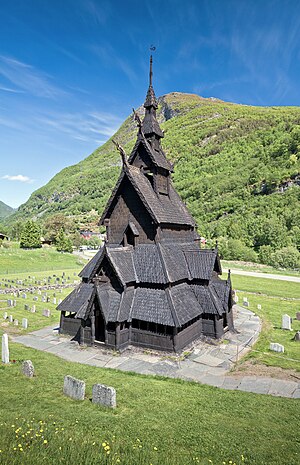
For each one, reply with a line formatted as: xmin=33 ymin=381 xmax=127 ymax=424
xmin=257 ymin=304 xmax=262 ymax=310
xmin=7 ymin=299 xmax=13 ymax=307
xmin=3 ymin=312 xmax=7 ymax=319
xmin=33 ymin=296 xmax=38 ymax=301
xmin=22 ymin=293 xmax=27 ymax=299
xmin=31 ymin=306 xmax=36 ymax=313
xmin=53 ymin=298 xmax=56 ymax=304
xmin=2 ymin=334 xmax=9 ymax=364
xmin=270 ymin=342 xmax=284 ymax=353
xmin=24 ymin=304 xmax=29 ymax=311
xmin=21 ymin=360 xmax=34 ymax=377
xmin=43 ymin=309 xmax=51 ymax=318
xmin=38 ymin=290 xmax=42 ymax=295
xmin=282 ymin=314 xmax=292 ymax=331
xmin=8 ymin=315 xmax=13 ymax=323
xmin=63 ymin=375 xmax=85 ymax=400
xmin=22 ymin=318 xmax=28 ymax=329
xmin=92 ymin=384 xmax=116 ymax=408
xmin=296 ymin=312 xmax=300 ymax=321
xmin=294 ymin=331 xmax=300 ymax=342
xmin=243 ymin=299 xmax=249 ymax=307
xmin=14 ymin=319 xmax=18 ymax=326
xmin=13 ymin=300 xmax=16 ymax=307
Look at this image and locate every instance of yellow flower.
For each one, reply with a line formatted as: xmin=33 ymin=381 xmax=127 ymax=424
xmin=102 ymin=442 xmax=106 ymax=447
xmin=106 ymin=451 xmax=110 ymax=455
xmin=153 ymin=446 xmax=158 ymax=451
xmin=104 ymin=445 xmax=110 ymax=451
xmin=20 ymin=448 xmax=23 ymax=452
xmin=44 ymin=440 xmax=48 ymax=444
xmin=59 ymin=447 xmax=62 ymax=450
xmin=18 ymin=444 xmax=22 ymax=448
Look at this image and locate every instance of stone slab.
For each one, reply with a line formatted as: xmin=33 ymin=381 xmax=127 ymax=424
xmin=92 ymin=383 xmax=116 ymax=408
xmin=63 ymin=375 xmax=85 ymax=401
xmin=193 ymin=354 xmax=224 ymax=367
xmin=21 ymin=360 xmax=34 ymax=378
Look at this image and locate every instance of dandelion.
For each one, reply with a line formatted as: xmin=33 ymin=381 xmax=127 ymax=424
xmin=153 ymin=446 xmax=158 ymax=451
xmin=20 ymin=448 xmax=23 ymax=452
xmin=43 ymin=440 xmax=48 ymax=444
xmin=102 ymin=442 xmax=107 ymax=447
xmin=59 ymin=447 xmax=62 ymax=450
xmin=107 ymin=451 xmax=110 ymax=455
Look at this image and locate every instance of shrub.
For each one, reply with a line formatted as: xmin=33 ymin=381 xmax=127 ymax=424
xmin=271 ymin=246 xmax=300 ymax=270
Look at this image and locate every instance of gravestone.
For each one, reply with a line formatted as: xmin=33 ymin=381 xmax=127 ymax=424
xmin=43 ymin=309 xmax=51 ymax=318
xmin=31 ymin=306 xmax=36 ymax=313
xmin=22 ymin=293 xmax=27 ymax=299
xmin=294 ymin=331 xmax=300 ymax=342
xmin=2 ymin=334 xmax=9 ymax=363
xmin=38 ymin=290 xmax=42 ymax=295
xmin=63 ymin=375 xmax=85 ymax=400
xmin=296 ymin=312 xmax=300 ymax=321
xmin=14 ymin=319 xmax=18 ymax=326
xmin=8 ymin=315 xmax=13 ymax=323
xmin=257 ymin=304 xmax=262 ymax=310
xmin=3 ymin=312 xmax=7 ymax=319
xmin=243 ymin=300 xmax=249 ymax=307
xmin=24 ymin=304 xmax=29 ymax=311
xmin=22 ymin=318 xmax=28 ymax=329
xmin=42 ymin=296 xmax=46 ymax=303
xmin=21 ymin=360 xmax=34 ymax=377
xmin=33 ymin=296 xmax=38 ymax=301
xmin=270 ymin=342 xmax=284 ymax=353
xmin=53 ymin=298 xmax=56 ymax=304
xmin=7 ymin=299 xmax=13 ymax=307
xmin=92 ymin=384 xmax=117 ymax=408
xmin=13 ymin=300 xmax=16 ymax=307
xmin=282 ymin=314 xmax=292 ymax=331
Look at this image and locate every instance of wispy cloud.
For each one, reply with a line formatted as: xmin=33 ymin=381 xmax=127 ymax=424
xmin=0 ymin=85 xmax=24 ymax=94
xmin=35 ymin=110 xmax=122 ymax=143
xmin=0 ymin=55 xmax=67 ymax=99
xmin=91 ymin=44 xmax=138 ymax=84
xmin=80 ymin=0 xmax=111 ymax=26
xmin=2 ymin=174 xmax=34 ymax=183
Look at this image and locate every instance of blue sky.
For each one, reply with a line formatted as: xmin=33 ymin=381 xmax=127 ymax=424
xmin=1 ymin=0 xmax=300 ymax=208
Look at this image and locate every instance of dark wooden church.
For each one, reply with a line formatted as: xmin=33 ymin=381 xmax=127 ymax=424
xmin=58 ymin=57 xmax=234 ymax=352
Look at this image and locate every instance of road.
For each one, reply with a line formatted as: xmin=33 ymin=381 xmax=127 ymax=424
xmin=223 ymin=268 xmax=300 ymax=283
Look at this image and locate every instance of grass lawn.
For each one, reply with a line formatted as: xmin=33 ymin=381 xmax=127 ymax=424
xmin=0 ymin=246 xmax=85 ymax=275
xmin=222 ymin=260 xmax=300 ymax=277
xmin=0 ymin=343 xmax=299 ymax=465
xmin=231 ymin=275 xmax=300 ymax=371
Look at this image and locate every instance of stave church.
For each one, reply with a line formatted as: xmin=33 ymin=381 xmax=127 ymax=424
xmin=57 ymin=57 xmax=234 ymax=351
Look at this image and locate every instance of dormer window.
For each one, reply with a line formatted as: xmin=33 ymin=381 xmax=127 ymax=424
xmin=123 ymin=222 xmax=139 ymax=247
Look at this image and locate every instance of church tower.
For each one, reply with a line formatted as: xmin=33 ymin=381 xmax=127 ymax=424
xmin=58 ymin=57 xmax=234 ymax=351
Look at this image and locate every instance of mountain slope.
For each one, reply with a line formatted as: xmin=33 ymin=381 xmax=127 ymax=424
xmin=0 ymin=200 xmax=15 ymax=219
xmin=9 ymin=92 xmax=300 ymax=255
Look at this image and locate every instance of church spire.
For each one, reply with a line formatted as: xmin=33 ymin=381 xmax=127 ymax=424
xmin=142 ymin=55 xmax=164 ymax=139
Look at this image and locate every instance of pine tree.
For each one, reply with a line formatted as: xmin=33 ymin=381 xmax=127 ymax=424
xmin=20 ymin=221 xmax=41 ymax=249
xmin=56 ymin=227 xmax=73 ymax=253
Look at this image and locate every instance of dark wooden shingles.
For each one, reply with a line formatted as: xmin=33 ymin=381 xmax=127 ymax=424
xmin=130 ymin=287 xmax=175 ymax=326
xmin=170 ymin=283 xmax=203 ymax=325
xmin=57 ymin=283 xmax=94 ymax=314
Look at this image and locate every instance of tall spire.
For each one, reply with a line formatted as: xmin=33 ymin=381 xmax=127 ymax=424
xmin=142 ymin=55 xmax=164 ymax=138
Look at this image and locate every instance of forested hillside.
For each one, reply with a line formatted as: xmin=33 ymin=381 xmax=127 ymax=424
xmin=8 ymin=92 xmax=300 ymax=265
xmin=0 ymin=200 xmax=14 ymax=219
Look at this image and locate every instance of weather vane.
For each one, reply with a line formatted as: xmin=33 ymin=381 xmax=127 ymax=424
xmin=150 ymin=45 xmax=156 ymax=52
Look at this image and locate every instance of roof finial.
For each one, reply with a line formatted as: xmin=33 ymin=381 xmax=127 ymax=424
xmin=149 ymin=55 xmax=153 ymax=87
xmin=112 ymin=139 xmax=129 ymax=168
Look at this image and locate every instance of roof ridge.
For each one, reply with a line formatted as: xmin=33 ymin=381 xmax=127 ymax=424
xmin=165 ymin=287 xmax=180 ymax=327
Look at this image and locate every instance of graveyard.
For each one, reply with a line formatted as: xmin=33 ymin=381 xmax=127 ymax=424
xmin=1 ymin=249 xmax=300 ymax=465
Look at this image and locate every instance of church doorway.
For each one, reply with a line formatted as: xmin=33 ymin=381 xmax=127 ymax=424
xmin=95 ymin=306 xmax=105 ymax=342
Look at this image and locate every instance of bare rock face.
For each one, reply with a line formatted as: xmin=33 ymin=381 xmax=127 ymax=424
xmin=22 ymin=360 xmax=34 ymax=378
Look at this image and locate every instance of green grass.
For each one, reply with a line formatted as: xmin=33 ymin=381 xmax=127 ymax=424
xmin=222 ymin=260 xmax=300 ymax=277
xmin=0 ymin=343 xmax=299 ymax=465
xmin=231 ymin=274 xmax=300 ymax=299
xmin=0 ymin=247 xmax=85 ymax=274
xmin=231 ymin=275 xmax=300 ymax=371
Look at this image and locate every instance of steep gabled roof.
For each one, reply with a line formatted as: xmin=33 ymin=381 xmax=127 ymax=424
xmin=57 ymin=282 xmax=94 ymax=316
xmin=79 ymin=247 xmax=104 ymax=279
xmin=100 ymin=165 xmax=195 ymax=227
xmin=183 ymin=248 xmax=220 ymax=280
xmin=128 ymin=136 xmax=172 ymax=171
xmin=96 ymin=284 xmax=122 ymax=322
xmin=130 ymin=287 xmax=175 ymax=326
